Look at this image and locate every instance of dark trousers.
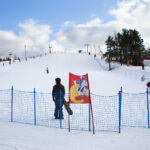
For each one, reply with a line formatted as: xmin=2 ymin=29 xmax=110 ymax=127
xmin=54 ymin=100 xmax=63 ymax=118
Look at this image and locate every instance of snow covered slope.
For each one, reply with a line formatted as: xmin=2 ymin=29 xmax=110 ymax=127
xmin=0 ymin=53 xmax=150 ymax=150
xmin=0 ymin=121 xmax=150 ymax=150
xmin=0 ymin=53 xmax=149 ymax=95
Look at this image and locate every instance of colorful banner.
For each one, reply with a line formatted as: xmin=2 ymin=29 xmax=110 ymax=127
xmin=69 ymin=73 xmax=91 ymax=104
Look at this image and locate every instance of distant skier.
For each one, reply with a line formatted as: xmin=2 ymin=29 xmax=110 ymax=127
xmin=18 ymin=58 xmax=21 ymax=62
xmin=46 ymin=67 xmax=49 ymax=74
xmin=74 ymin=76 xmax=89 ymax=96
xmin=52 ymin=78 xmax=65 ymax=119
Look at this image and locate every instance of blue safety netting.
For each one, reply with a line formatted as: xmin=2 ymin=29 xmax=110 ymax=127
xmin=0 ymin=90 xmax=11 ymax=121
xmin=91 ymin=94 xmax=119 ymax=132
xmin=13 ymin=90 xmax=34 ymax=125
xmin=0 ymin=88 xmax=150 ymax=133
xmin=121 ymin=92 xmax=148 ymax=128
xmin=36 ymin=92 xmax=60 ymax=128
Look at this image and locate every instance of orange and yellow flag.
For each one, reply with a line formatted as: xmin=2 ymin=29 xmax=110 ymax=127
xmin=69 ymin=73 xmax=91 ymax=104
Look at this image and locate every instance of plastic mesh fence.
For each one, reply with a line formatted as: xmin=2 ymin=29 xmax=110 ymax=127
xmin=0 ymin=90 xmax=11 ymax=121
xmin=68 ymin=104 xmax=89 ymax=131
xmin=13 ymin=90 xmax=34 ymax=124
xmin=0 ymin=89 xmax=150 ymax=133
xmin=36 ymin=92 xmax=60 ymax=128
xmin=149 ymin=90 xmax=150 ymax=126
xmin=91 ymin=94 xmax=119 ymax=132
xmin=122 ymin=92 xmax=148 ymax=128
xmin=35 ymin=93 xmax=89 ymax=131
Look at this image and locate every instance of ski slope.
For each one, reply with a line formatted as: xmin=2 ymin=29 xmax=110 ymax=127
xmin=0 ymin=121 xmax=150 ymax=150
xmin=0 ymin=53 xmax=149 ymax=95
xmin=0 ymin=53 xmax=150 ymax=150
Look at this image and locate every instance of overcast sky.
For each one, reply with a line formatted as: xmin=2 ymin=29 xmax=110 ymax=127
xmin=0 ymin=0 xmax=150 ymax=57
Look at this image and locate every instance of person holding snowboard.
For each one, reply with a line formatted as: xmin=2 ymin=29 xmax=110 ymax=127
xmin=52 ymin=78 xmax=65 ymax=119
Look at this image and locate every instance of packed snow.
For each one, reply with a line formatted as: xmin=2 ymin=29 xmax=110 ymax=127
xmin=0 ymin=121 xmax=150 ymax=150
xmin=0 ymin=52 xmax=150 ymax=150
xmin=0 ymin=53 xmax=149 ymax=95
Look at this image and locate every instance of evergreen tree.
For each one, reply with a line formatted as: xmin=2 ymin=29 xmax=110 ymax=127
xmin=104 ymin=29 xmax=145 ymax=66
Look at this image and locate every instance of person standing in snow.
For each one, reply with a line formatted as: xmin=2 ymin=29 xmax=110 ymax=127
xmin=52 ymin=78 xmax=65 ymax=119
xmin=46 ymin=67 xmax=49 ymax=74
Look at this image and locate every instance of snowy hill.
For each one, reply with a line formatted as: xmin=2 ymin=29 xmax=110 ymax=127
xmin=0 ymin=53 xmax=150 ymax=150
xmin=0 ymin=53 xmax=149 ymax=95
xmin=0 ymin=121 xmax=150 ymax=150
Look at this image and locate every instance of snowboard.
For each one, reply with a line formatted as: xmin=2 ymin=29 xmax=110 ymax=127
xmin=63 ymin=99 xmax=73 ymax=115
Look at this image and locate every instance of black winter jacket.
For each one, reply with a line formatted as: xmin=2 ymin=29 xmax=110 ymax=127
xmin=52 ymin=84 xmax=65 ymax=102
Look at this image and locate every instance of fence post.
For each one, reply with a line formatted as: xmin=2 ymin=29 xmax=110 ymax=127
xmin=147 ymin=88 xmax=150 ymax=128
xmin=120 ymin=87 xmax=122 ymax=93
xmin=34 ymin=88 xmax=36 ymax=125
xmin=89 ymin=103 xmax=91 ymax=132
xmin=60 ymin=90 xmax=62 ymax=128
xmin=11 ymin=86 xmax=13 ymax=122
xmin=118 ymin=89 xmax=122 ymax=133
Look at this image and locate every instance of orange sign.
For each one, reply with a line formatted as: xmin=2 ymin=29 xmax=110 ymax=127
xmin=69 ymin=73 xmax=91 ymax=104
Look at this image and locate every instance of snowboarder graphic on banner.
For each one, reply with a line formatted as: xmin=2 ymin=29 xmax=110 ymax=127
xmin=52 ymin=78 xmax=65 ymax=119
xmin=74 ymin=76 xmax=89 ymax=96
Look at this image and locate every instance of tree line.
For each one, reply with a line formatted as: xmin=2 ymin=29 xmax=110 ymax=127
xmin=103 ymin=29 xmax=150 ymax=69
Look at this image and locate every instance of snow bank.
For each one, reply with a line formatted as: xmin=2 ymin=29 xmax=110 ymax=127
xmin=0 ymin=121 xmax=150 ymax=150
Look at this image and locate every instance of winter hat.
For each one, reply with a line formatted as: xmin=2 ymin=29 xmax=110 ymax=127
xmin=55 ymin=78 xmax=61 ymax=84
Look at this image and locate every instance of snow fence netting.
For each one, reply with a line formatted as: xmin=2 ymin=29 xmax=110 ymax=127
xmin=13 ymin=90 xmax=34 ymax=125
xmin=121 ymin=92 xmax=148 ymax=128
xmin=0 ymin=89 xmax=150 ymax=133
xmin=0 ymin=89 xmax=11 ymax=122
xmin=91 ymin=94 xmax=119 ymax=132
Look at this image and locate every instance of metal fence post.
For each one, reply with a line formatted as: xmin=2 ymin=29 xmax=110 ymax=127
xmin=118 ymin=90 xmax=122 ymax=133
xmin=11 ymin=86 xmax=13 ymax=122
xmin=60 ymin=90 xmax=62 ymax=128
xmin=34 ymin=88 xmax=36 ymax=125
xmin=147 ymin=88 xmax=150 ymax=128
xmin=89 ymin=103 xmax=91 ymax=131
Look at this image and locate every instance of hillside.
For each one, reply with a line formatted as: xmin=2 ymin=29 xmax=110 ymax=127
xmin=0 ymin=53 xmax=150 ymax=150
xmin=0 ymin=53 xmax=149 ymax=95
